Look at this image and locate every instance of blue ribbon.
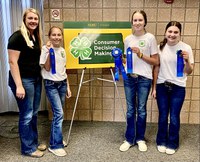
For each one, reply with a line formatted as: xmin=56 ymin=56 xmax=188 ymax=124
xmin=176 ymin=50 xmax=184 ymax=77
xmin=49 ymin=48 xmax=56 ymax=74
xmin=112 ymin=48 xmax=127 ymax=81
xmin=126 ymin=47 xmax=133 ymax=74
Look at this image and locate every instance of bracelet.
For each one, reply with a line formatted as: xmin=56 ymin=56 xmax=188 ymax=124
xmin=139 ymin=53 xmax=143 ymax=58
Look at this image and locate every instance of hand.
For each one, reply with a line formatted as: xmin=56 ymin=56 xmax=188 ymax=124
xmin=131 ymin=47 xmax=141 ymax=58
xmin=151 ymin=89 xmax=156 ymax=99
xmin=66 ymin=89 xmax=72 ymax=98
xmin=46 ymin=41 xmax=52 ymax=49
xmin=16 ymin=86 xmax=25 ymax=99
xmin=181 ymin=50 xmax=189 ymax=62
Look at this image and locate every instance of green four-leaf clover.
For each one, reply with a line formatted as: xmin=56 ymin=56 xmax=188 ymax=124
xmin=70 ymin=37 xmax=92 ymax=60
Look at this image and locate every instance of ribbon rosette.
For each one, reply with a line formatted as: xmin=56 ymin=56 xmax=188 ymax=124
xmin=112 ymin=48 xmax=127 ymax=81
xmin=49 ymin=48 xmax=56 ymax=74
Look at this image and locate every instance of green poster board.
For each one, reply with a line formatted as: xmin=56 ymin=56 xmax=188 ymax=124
xmin=63 ymin=22 xmax=131 ymax=69
xmin=76 ymin=33 xmax=124 ymax=64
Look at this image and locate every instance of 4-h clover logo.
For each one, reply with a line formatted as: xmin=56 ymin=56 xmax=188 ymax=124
xmin=139 ymin=40 xmax=145 ymax=47
xmin=70 ymin=37 xmax=92 ymax=60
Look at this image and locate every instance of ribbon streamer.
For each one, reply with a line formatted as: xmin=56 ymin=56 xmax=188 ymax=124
xmin=49 ymin=48 xmax=56 ymax=74
xmin=176 ymin=50 xmax=184 ymax=77
xmin=112 ymin=48 xmax=127 ymax=81
xmin=126 ymin=47 xmax=133 ymax=74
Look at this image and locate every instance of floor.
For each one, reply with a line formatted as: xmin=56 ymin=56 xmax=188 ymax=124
xmin=0 ymin=111 xmax=199 ymax=162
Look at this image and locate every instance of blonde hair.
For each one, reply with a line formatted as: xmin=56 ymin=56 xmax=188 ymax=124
xmin=20 ymin=8 xmax=43 ymax=48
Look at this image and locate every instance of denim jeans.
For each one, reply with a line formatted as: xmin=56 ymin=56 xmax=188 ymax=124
xmin=123 ymin=74 xmax=151 ymax=144
xmin=156 ymin=83 xmax=185 ymax=149
xmin=44 ymin=79 xmax=67 ymax=149
xmin=8 ymin=72 xmax=42 ymax=155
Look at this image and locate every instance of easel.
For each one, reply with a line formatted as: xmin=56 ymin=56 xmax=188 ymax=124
xmin=66 ymin=67 xmax=126 ymax=145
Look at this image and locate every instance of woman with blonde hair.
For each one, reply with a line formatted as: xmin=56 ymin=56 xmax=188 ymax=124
xmin=7 ymin=8 xmax=45 ymax=157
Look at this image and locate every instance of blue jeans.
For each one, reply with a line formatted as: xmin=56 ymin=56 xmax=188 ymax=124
xmin=44 ymin=79 xmax=67 ymax=149
xmin=123 ymin=74 xmax=151 ymax=144
xmin=8 ymin=72 xmax=42 ymax=155
xmin=156 ymin=82 xmax=185 ymax=149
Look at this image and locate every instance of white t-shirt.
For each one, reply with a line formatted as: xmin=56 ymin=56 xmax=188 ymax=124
xmin=40 ymin=46 xmax=67 ymax=81
xmin=157 ymin=41 xmax=194 ymax=87
xmin=124 ymin=32 xmax=158 ymax=79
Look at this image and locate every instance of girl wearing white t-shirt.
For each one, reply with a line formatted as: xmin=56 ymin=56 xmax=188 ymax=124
xmin=40 ymin=26 xmax=71 ymax=157
xmin=152 ymin=21 xmax=194 ymax=155
xmin=119 ymin=10 xmax=159 ymax=152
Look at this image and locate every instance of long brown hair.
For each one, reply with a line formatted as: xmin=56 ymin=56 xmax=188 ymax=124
xmin=159 ymin=21 xmax=182 ymax=51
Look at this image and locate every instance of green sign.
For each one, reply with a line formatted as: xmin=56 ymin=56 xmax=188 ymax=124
xmin=64 ymin=21 xmax=131 ymax=69
xmin=70 ymin=33 xmax=124 ymax=64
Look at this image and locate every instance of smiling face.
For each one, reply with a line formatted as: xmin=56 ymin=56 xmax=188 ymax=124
xmin=24 ymin=12 xmax=39 ymax=33
xmin=49 ymin=27 xmax=63 ymax=48
xmin=165 ymin=25 xmax=180 ymax=46
xmin=131 ymin=12 xmax=146 ymax=34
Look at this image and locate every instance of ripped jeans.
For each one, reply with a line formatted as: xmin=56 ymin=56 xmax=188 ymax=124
xmin=44 ymin=79 xmax=67 ymax=149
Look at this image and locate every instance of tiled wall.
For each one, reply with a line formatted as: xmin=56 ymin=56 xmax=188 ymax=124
xmin=44 ymin=0 xmax=200 ymax=124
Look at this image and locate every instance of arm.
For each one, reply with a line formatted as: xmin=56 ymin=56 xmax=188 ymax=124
xmin=66 ymin=75 xmax=72 ymax=98
xmin=142 ymin=53 xmax=159 ymax=66
xmin=184 ymin=61 xmax=193 ymax=75
xmin=182 ymin=50 xmax=194 ymax=75
xmin=43 ymin=41 xmax=54 ymax=71
xmin=40 ymin=45 xmax=51 ymax=71
xmin=44 ymin=53 xmax=51 ymax=71
xmin=152 ymin=64 xmax=160 ymax=99
xmin=131 ymin=47 xmax=159 ymax=66
xmin=8 ymin=49 xmax=25 ymax=99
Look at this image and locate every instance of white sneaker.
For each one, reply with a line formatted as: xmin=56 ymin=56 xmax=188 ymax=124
xmin=157 ymin=145 xmax=166 ymax=153
xmin=48 ymin=148 xmax=67 ymax=157
xmin=119 ymin=141 xmax=132 ymax=152
xmin=37 ymin=144 xmax=47 ymax=151
xmin=137 ymin=140 xmax=147 ymax=152
xmin=166 ymin=148 xmax=176 ymax=155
